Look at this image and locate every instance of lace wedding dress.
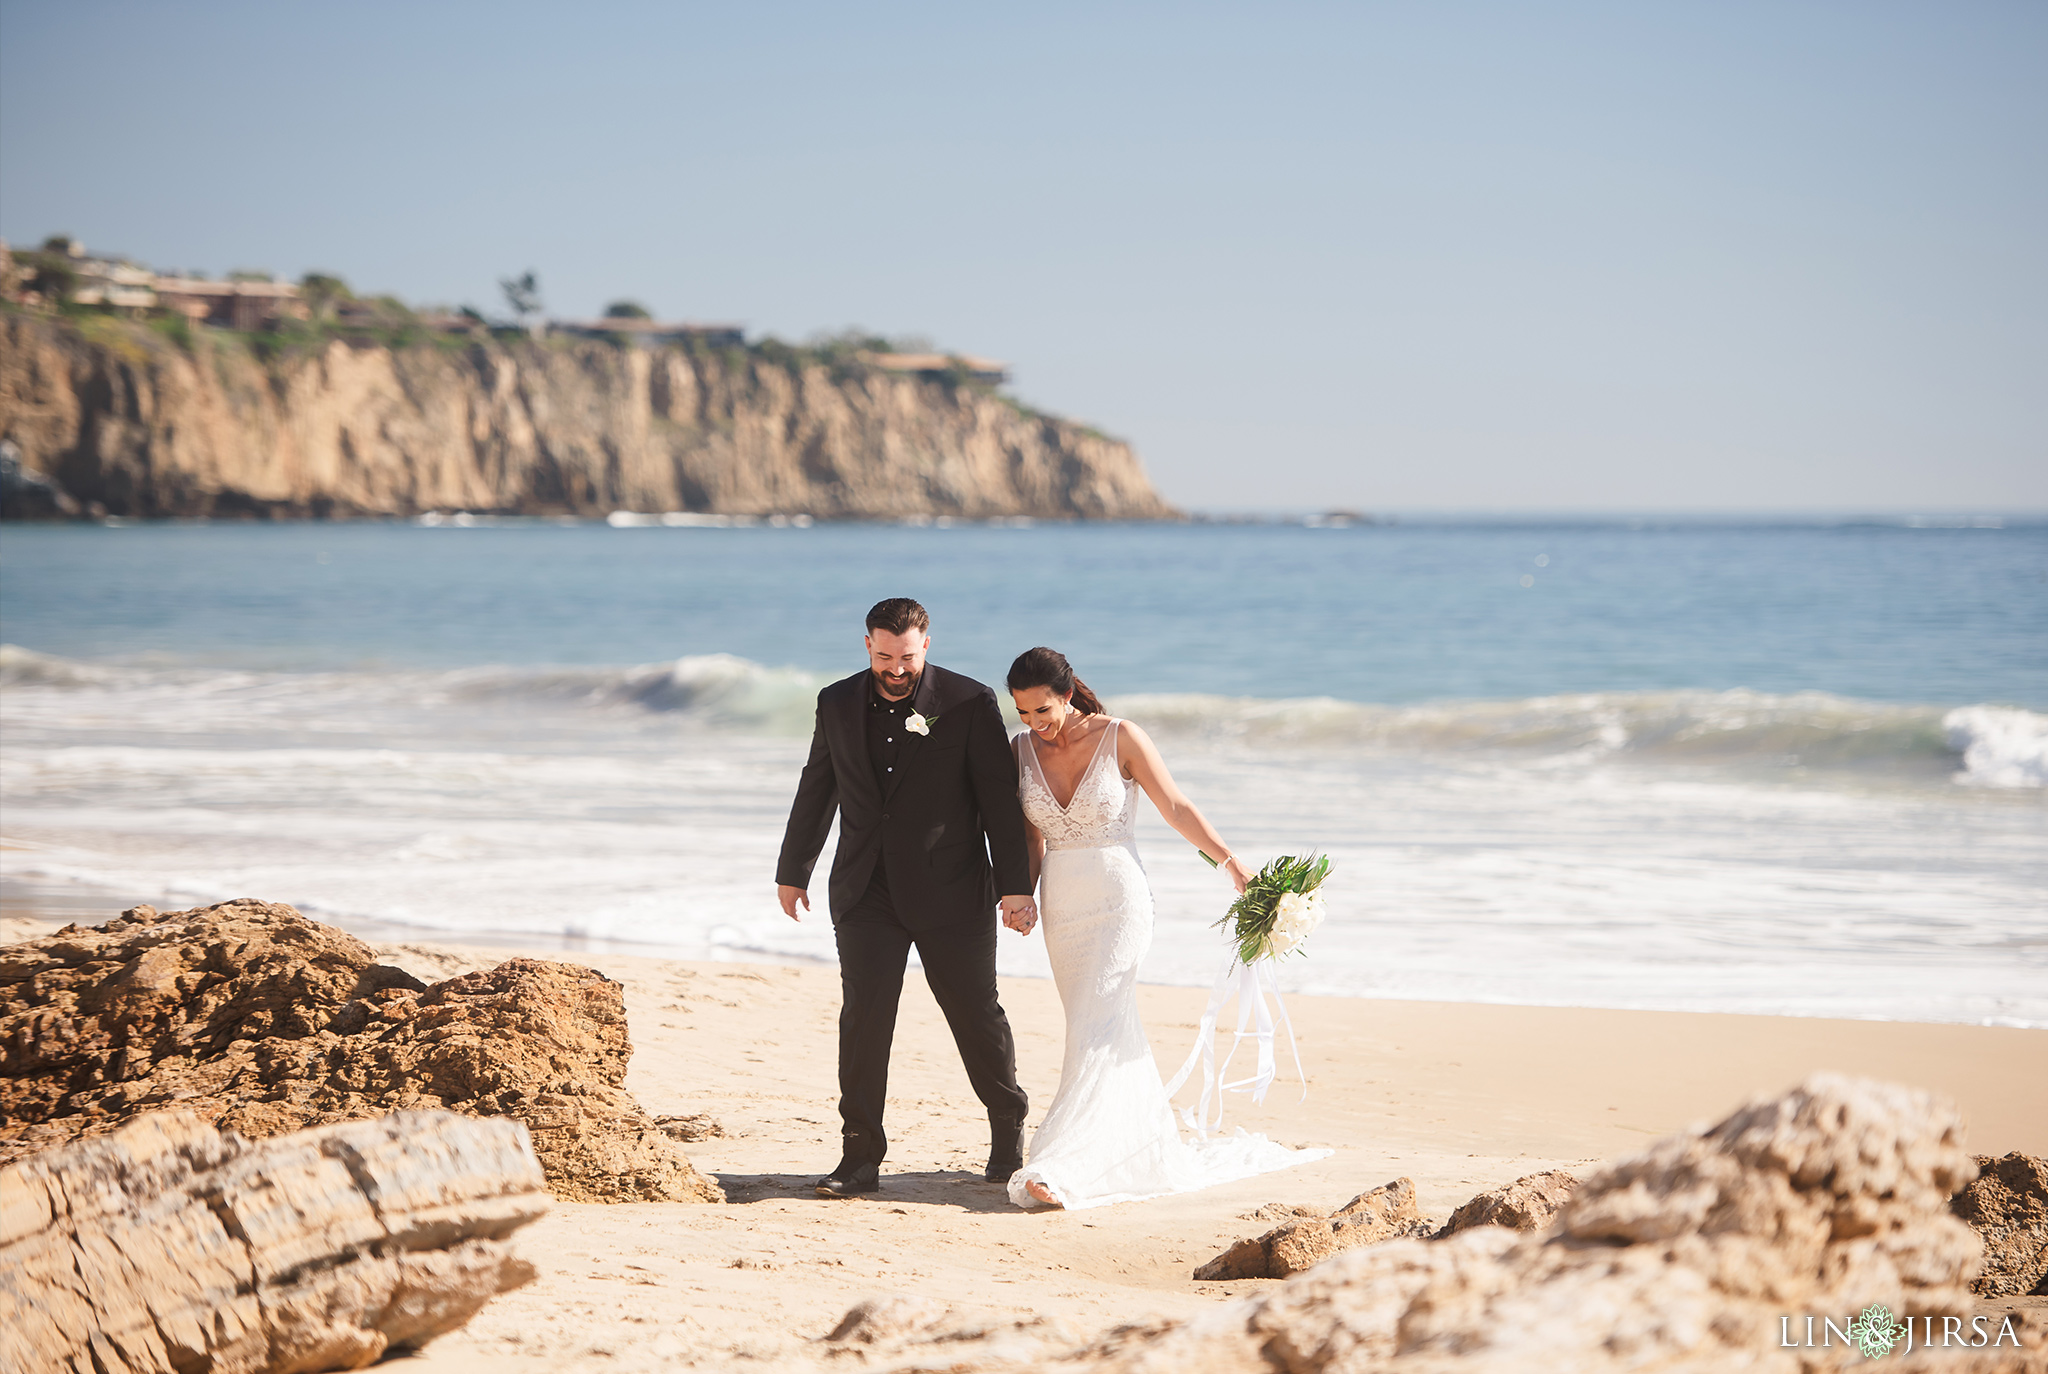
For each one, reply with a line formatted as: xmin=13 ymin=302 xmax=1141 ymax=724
xmin=1007 ymin=719 xmax=1328 ymax=1210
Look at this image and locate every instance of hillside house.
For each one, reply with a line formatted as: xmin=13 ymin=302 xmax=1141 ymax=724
xmin=152 ymin=277 xmax=308 ymax=330
xmin=70 ymin=258 xmax=158 ymax=311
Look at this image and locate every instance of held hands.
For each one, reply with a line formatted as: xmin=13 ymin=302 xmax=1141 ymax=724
xmin=1000 ymin=894 xmax=1040 ymax=936
xmin=783 ymin=885 xmax=1039 ymax=931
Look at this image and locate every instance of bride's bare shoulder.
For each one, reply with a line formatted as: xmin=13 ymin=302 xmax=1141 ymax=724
xmin=1109 ymin=716 xmax=1159 ymax=772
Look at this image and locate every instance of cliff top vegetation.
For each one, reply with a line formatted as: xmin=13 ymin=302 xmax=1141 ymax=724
xmin=1 ymin=241 xmax=1051 ymax=420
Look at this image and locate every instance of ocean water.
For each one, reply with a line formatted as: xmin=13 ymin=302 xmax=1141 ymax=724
xmin=1 ymin=518 xmax=2043 ymax=1025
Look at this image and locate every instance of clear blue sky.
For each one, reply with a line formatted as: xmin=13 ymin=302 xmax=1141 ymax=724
xmin=2 ymin=1 xmax=2041 ymax=513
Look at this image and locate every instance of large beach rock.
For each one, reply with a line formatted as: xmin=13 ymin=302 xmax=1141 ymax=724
xmin=1197 ymin=1178 xmax=1431 ymax=1280
xmin=0 ymin=899 xmax=723 ymax=1202
xmin=1432 ymin=1167 xmax=1578 ymax=1238
xmin=839 ymin=1075 xmax=2036 ymax=1371
xmin=0 ymin=1109 xmax=547 ymax=1374
xmin=1952 ymin=1153 xmax=2048 ymax=1297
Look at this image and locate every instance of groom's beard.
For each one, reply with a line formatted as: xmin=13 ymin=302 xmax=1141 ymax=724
xmin=872 ymin=667 xmax=920 ymax=700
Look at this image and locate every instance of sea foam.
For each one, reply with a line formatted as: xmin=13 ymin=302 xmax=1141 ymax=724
xmin=1943 ymin=706 xmax=2048 ymax=788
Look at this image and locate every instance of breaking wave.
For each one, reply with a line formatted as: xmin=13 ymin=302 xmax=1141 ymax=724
xmin=1942 ymin=705 xmax=2048 ymax=788
xmin=3 ymin=645 xmax=2040 ymax=787
xmin=0 ymin=645 xmax=831 ymax=737
xmin=422 ymin=654 xmax=829 ymax=732
xmin=1117 ymin=687 xmax=2045 ymax=785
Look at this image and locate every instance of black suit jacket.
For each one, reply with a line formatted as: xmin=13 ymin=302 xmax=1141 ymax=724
xmin=776 ymin=664 xmax=1031 ymax=929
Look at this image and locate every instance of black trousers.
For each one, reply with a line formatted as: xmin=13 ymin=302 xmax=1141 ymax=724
xmin=832 ymin=874 xmax=1029 ymax=1166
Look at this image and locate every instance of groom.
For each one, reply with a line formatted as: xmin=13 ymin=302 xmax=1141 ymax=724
xmin=776 ymin=597 xmax=1037 ymax=1197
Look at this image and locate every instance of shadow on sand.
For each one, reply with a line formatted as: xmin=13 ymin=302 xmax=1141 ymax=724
xmin=714 ymin=1169 xmax=1023 ymax=1214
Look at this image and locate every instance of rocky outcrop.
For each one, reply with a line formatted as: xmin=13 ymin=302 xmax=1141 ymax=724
xmin=1195 ymin=1170 xmax=1581 ymax=1282
xmin=1953 ymin=1154 xmax=2048 ymax=1297
xmin=825 ymin=1076 xmax=2039 ymax=1371
xmin=0 ymin=313 xmax=1176 ymax=520
xmin=1432 ymin=1167 xmax=1578 ymax=1238
xmin=1197 ymin=1179 xmax=1432 ymax=1280
xmin=0 ymin=899 xmax=723 ymax=1202
xmin=0 ymin=1109 xmax=547 ymax=1374
xmin=1 ymin=437 xmax=77 ymax=516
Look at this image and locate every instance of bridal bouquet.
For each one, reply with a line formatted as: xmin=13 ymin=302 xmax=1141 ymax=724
xmin=1209 ymin=852 xmax=1331 ymax=964
xmin=1168 ymin=851 xmax=1332 ymax=1135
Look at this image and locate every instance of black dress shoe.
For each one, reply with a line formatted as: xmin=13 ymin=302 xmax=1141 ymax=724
xmin=987 ymin=1118 xmax=1026 ymax=1182
xmin=816 ymin=1161 xmax=880 ymax=1198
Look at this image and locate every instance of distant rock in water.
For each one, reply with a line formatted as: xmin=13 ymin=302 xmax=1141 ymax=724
xmin=0 ymin=1109 xmax=547 ymax=1374
xmin=0 ymin=314 xmax=1176 ymax=520
xmin=0 ymin=898 xmax=724 ymax=1203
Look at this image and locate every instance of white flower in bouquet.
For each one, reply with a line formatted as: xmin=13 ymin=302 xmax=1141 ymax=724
xmin=1265 ymin=889 xmax=1325 ymax=957
xmin=1207 ymin=851 xmax=1331 ymax=964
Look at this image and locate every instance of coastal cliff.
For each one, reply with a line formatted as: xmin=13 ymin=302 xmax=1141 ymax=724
xmin=0 ymin=313 xmax=1175 ymax=520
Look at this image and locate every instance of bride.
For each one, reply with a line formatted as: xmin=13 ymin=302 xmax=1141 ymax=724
xmin=1001 ymin=647 xmax=1326 ymax=1210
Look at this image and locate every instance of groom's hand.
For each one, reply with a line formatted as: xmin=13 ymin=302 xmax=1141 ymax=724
xmin=999 ymin=894 xmax=1038 ymax=935
xmin=777 ymin=884 xmax=810 ymax=921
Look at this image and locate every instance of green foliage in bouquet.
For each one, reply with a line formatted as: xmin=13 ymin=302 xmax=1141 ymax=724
xmin=1203 ymin=851 xmax=1332 ymax=965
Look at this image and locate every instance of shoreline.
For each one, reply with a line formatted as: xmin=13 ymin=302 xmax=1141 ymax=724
xmin=7 ymin=875 xmax=2044 ymax=1031
xmin=5 ymin=892 xmax=2044 ymax=1369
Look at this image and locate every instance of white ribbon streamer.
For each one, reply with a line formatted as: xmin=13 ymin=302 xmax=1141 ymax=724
xmin=1162 ymin=955 xmax=1308 ymax=1138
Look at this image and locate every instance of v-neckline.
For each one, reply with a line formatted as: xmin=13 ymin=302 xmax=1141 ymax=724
xmin=1029 ymin=719 xmax=1116 ymax=812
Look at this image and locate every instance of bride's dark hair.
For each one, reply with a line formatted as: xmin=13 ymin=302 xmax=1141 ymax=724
xmin=1007 ymin=647 xmax=1104 ymax=716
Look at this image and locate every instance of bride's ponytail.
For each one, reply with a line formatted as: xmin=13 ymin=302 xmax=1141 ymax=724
xmin=1007 ymin=647 xmax=1104 ymax=716
xmin=1068 ymin=675 xmax=1105 ymax=716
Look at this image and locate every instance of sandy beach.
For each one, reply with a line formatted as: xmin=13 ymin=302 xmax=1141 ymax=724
xmin=423 ymin=941 xmax=2048 ymax=1369
xmin=14 ymin=894 xmax=2035 ymax=1371
xmin=4 ymin=890 xmax=2046 ymax=1368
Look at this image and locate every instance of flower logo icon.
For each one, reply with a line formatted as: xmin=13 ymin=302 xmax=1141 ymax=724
xmin=1847 ymin=1304 xmax=1901 ymax=1360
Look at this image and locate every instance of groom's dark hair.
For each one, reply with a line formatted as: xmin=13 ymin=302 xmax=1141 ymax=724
xmin=865 ymin=598 xmax=929 ymax=636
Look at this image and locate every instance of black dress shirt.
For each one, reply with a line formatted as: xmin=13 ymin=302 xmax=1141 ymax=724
xmin=866 ymin=671 xmax=918 ymax=797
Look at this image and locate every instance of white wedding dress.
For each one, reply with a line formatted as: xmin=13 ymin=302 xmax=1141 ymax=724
xmin=1007 ymin=719 xmax=1328 ymax=1210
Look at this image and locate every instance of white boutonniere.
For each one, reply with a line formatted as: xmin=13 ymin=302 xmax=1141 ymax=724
xmin=905 ymin=711 xmax=935 ymax=736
